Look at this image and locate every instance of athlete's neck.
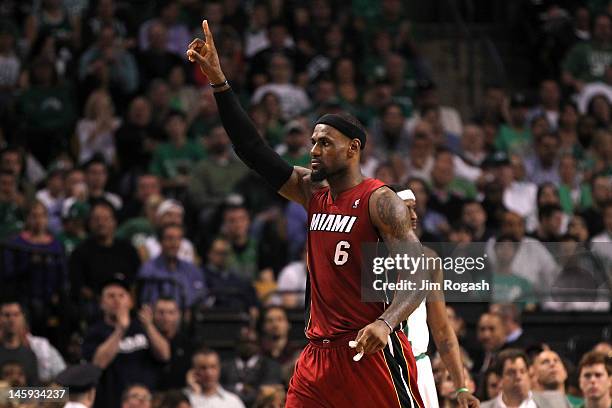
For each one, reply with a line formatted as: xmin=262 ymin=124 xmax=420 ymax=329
xmin=327 ymin=169 xmax=363 ymax=201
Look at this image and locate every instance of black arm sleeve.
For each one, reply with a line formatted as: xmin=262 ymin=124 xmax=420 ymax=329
xmin=213 ymin=88 xmax=294 ymax=191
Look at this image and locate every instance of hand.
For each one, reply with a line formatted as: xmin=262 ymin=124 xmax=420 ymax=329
xmin=186 ymin=20 xmax=225 ymax=83
xmin=116 ymin=308 xmax=130 ymax=331
xmin=138 ymin=304 xmax=153 ymax=328
xmin=186 ymin=369 xmax=202 ymax=394
xmin=353 ymin=320 xmax=391 ymax=356
xmin=457 ymin=391 xmax=480 ymax=407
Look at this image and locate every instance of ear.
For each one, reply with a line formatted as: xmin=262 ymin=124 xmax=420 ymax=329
xmin=347 ymin=139 xmax=361 ymax=157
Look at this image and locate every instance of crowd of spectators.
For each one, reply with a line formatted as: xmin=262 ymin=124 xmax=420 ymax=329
xmin=0 ymin=0 xmax=610 ymax=407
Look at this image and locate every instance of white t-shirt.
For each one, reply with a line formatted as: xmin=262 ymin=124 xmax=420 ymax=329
xmin=407 ymin=300 xmax=429 ymax=356
xmin=185 ymin=386 xmax=245 ymax=408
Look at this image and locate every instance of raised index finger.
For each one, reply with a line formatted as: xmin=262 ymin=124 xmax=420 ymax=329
xmin=202 ymin=19 xmax=215 ymax=48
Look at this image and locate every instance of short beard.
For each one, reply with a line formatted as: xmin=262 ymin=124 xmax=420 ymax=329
xmin=311 ymin=168 xmax=328 ymax=182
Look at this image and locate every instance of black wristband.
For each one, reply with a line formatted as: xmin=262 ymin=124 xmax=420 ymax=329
xmin=210 ymin=79 xmax=229 ymax=88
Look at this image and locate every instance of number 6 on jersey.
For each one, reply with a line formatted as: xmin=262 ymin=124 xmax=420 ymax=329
xmin=334 ymin=240 xmax=351 ymax=265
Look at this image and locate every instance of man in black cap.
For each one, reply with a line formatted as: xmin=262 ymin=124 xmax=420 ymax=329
xmin=82 ymin=276 xmax=170 ymax=408
xmin=55 ymin=363 xmax=101 ymax=408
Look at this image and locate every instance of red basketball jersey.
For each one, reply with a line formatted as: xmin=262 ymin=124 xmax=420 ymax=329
xmin=305 ymin=178 xmax=386 ymax=340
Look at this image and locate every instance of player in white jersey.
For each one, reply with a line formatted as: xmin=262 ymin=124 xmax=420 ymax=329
xmin=398 ymin=189 xmax=480 ymax=408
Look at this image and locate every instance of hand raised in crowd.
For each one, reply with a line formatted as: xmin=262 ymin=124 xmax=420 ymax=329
xmin=138 ymin=304 xmax=154 ymax=328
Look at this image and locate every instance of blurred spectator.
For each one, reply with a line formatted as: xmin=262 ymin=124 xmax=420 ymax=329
xmin=563 ymin=13 xmax=612 ymax=92
xmin=157 ymin=389 xmax=192 ymax=408
xmin=527 ymin=79 xmax=562 ymax=131
xmin=403 ymin=123 xmax=434 ymax=182
xmin=544 ymin=234 xmax=610 ymax=312
xmin=0 ymin=361 xmax=26 ymax=387
xmin=432 ymin=356 xmax=476 ymax=407
xmin=138 ymin=1 xmax=190 ymax=57
xmin=369 ymin=102 xmax=411 ymax=159
xmin=0 ymin=21 xmax=20 ymax=102
xmin=15 ymin=56 xmax=77 ymax=166
xmin=587 ymin=94 xmax=612 ymax=129
xmin=202 ymin=237 xmax=259 ymax=313
xmin=77 ymin=89 xmax=121 ymax=165
xmin=473 ymin=312 xmax=506 ymax=375
xmin=481 ymin=349 xmax=570 ymax=407
xmin=428 ymin=148 xmax=475 ymax=223
xmin=116 ymin=194 xmax=160 ymax=254
xmin=558 ymin=102 xmax=581 ymax=156
xmin=530 ymin=349 xmax=581 ymax=406
xmin=558 ymin=154 xmax=591 ymax=214
xmin=524 ymin=132 xmax=561 ymax=185
xmin=115 ymin=97 xmax=156 ymax=182
xmin=137 ymin=22 xmax=184 ymax=89
xmin=154 ymin=297 xmax=194 ymax=391
xmin=0 ymin=302 xmax=39 ymax=385
xmin=149 ymin=111 xmax=205 ymax=193
xmin=410 ymin=79 xmax=463 ymax=137
xmin=251 ymin=54 xmax=311 ymax=120
xmin=577 ymin=351 xmax=612 ymax=408
xmin=489 ymin=304 xmax=533 ymax=349
xmin=491 ymin=237 xmax=536 ymax=306
xmin=533 ymin=204 xmax=564 ymax=242
xmin=2 ymin=201 xmax=67 ymax=334
xmin=462 ymin=200 xmax=493 ymax=242
xmin=260 ymin=306 xmax=302 ymax=382
xmin=579 ymin=174 xmax=611 ymax=236
xmin=78 ymin=24 xmax=139 ymax=98
xmin=249 ymin=21 xmax=299 ymax=83
xmin=147 ymin=79 xmax=172 ymax=130
xmin=69 ymin=200 xmax=140 ymax=303
xmin=57 ymin=200 xmax=88 ymax=256
xmin=486 ymin=211 xmax=560 ymax=295
xmin=185 ymin=348 xmax=245 ymax=408
xmin=221 ymin=326 xmax=282 ymax=406
xmin=35 ymin=167 xmax=65 ymax=234
xmin=188 ymin=125 xmax=248 ymax=217
xmin=121 ymin=384 xmax=153 ymax=408
xmin=252 ymin=385 xmax=286 ymax=408
xmin=83 ymin=157 xmax=122 ymax=210
xmin=138 ymin=224 xmax=205 ymax=310
xmin=496 ymin=92 xmax=531 ymax=155
xmin=274 ymin=120 xmax=310 ymax=167
xmin=591 ymin=202 xmax=612 ymax=262
xmin=406 ymin=177 xmax=446 ymax=241
xmin=142 ymin=199 xmax=195 ymax=263
xmin=83 ymin=0 xmax=128 ymax=45
xmin=120 ymin=174 xmax=161 ymax=222
xmin=24 ymin=0 xmax=81 ymax=51
xmin=274 ymin=249 xmax=307 ymax=308
xmin=457 ymin=123 xmax=487 ymax=173
xmin=482 ymin=368 xmax=502 ymax=401
xmin=421 ymin=106 xmax=461 ymax=152
xmin=567 ymin=215 xmax=591 ymax=243
xmin=168 ymin=64 xmax=199 ymax=121
xmin=219 ymin=204 xmax=261 ymax=282
xmin=83 ymin=278 xmax=169 ymax=408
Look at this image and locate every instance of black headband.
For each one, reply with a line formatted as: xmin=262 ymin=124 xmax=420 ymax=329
xmin=315 ymin=114 xmax=366 ymax=149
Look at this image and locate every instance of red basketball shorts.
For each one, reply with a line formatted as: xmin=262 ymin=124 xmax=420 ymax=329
xmin=286 ymin=330 xmax=424 ymax=408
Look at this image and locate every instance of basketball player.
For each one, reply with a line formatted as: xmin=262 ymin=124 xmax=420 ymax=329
xmin=398 ymin=189 xmax=480 ymax=408
xmin=188 ymin=21 xmax=429 ymax=407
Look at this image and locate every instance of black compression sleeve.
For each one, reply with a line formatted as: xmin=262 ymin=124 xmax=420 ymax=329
xmin=213 ymin=88 xmax=294 ymax=191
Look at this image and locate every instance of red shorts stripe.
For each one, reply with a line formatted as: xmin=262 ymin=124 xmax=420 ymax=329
xmin=286 ymin=331 xmax=424 ymax=408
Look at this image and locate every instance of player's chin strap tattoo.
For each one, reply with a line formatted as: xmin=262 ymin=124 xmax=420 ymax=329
xmin=213 ymin=88 xmax=294 ymax=191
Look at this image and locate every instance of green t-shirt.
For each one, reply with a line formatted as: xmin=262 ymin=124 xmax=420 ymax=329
xmin=493 ymin=273 xmax=536 ymax=305
xmin=558 ymin=183 xmax=592 ymax=214
xmin=149 ymin=140 xmax=206 ymax=179
xmin=16 ymin=84 xmax=76 ymax=132
xmin=495 ymin=124 xmax=532 ymax=154
xmin=57 ymin=232 xmax=86 ymax=256
xmin=563 ymin=41 xmax=612 ymax=82
xmin=226 ymin=237 xmax=260 ymax=282
xmin=0 ymin=202 xmax=24 ymax=241
xmin=567 ymin=394 xmax=584 ymax=408
xmin=281 ymin=152 xmax=310 ymax=168
xmin=116 ymin=217 xmax=154 ymax=247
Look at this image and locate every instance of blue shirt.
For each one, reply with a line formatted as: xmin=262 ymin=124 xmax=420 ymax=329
xmin=138 ymin=255 xmax=205 ymax=308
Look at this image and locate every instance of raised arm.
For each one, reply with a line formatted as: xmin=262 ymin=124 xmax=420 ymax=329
xmin=354 ymin=186 xmax=431 ymax=355
xmin=186 ymin=20 xmax=312 ymax=208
